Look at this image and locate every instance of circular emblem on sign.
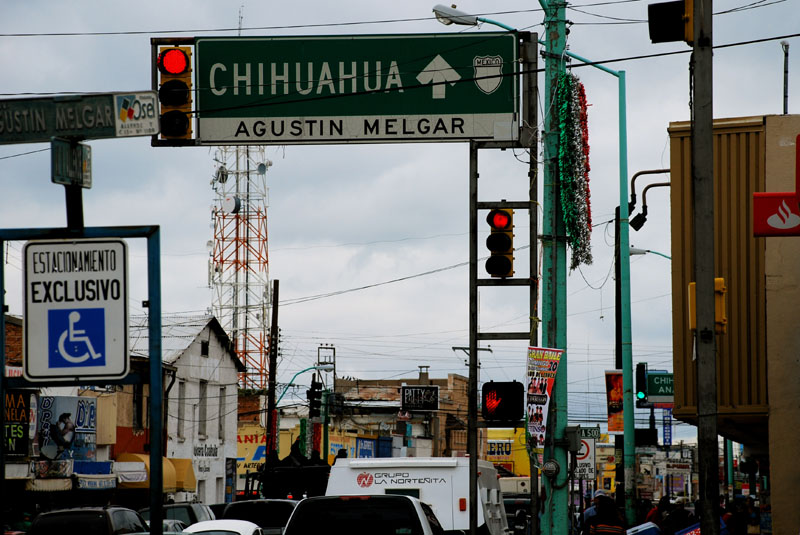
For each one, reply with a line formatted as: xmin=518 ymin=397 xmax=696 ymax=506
xmin=356 ymin=472 xmax=374 ymax=488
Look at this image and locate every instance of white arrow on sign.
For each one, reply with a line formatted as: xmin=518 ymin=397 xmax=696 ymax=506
xmin=416 ymin=55 xmax=461 ymax=99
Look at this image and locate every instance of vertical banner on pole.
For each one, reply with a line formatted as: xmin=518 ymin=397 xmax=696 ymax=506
xmin=605 ymin=370 xmax=624 ymax=433
xmin=526 ymin=346 xmax=563 ymax=462
xmin=663 ymin=408 xmax=673 ymax=446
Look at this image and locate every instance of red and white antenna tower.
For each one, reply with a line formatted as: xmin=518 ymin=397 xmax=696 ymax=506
xmin=209 ymin=146 xmax=271 ymax=389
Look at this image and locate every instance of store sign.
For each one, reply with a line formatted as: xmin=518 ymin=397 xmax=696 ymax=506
xmin=4 ymin=390 xmax=31 ymax=456
xmin=401 ymin=385 xmax=439 ymax=411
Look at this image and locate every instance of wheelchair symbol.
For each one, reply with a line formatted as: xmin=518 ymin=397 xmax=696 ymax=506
xmin=57 ymin=311 xmax=103 ymax=363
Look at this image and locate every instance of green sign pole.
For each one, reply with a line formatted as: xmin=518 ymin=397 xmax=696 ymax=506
xmin=538 ymin=1 xmax=569 ymax=533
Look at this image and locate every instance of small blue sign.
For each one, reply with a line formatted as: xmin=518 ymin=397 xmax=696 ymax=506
xmin=663 ymin=408 xmax=673 ymax=446
xmin=48 ymin=308 xmax=106 ymax=368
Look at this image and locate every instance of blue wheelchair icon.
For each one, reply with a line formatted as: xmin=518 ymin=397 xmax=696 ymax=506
xmin=48 ymin=309 xmax=106 ymax=368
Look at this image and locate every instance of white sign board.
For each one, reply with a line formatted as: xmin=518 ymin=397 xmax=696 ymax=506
xmin=23 ymin=239 xmax=129 ymax=381
xmin=575 ymin=438 xmax=596 ymax=480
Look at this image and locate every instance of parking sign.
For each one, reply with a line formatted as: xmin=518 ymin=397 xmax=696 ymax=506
xmin=23 ymin=239 xmax=128 ymax=381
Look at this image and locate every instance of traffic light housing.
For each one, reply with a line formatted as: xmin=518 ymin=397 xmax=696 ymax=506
xmin=688 ymin=277 xmax=727 ymax=334
xmin=635 ymin=362 xmax=648 ymax=405
xmin=157 ymin=46 xmax=193 ymax=140
xmin=485 ymin=208 xmax=514 ymax=277
xmin=647 ymin=0 xmax=693 ymax=45
xmin=481 ymin=381 xmax=524 ymax=422
xmin=307 ymin=380 xmax=323 ymax=419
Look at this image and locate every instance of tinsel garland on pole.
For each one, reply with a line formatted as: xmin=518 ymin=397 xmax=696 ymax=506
xmin=557 ymin=71 xmax=593 ymax=270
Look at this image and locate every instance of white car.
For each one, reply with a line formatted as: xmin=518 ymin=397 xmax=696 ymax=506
xmin=183 ymin=519 xmax=264 ymax=535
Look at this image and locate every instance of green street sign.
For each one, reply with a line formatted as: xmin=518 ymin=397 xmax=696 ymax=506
xmin=647 ymin=372 xmax=674 ymax=400
xmin=194 ymin=33 xmax=519 ymax=145
xmin=0 ymin=92 xmax=159 ymax=145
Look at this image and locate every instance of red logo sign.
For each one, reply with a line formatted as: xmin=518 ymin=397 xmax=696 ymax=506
xmin=356 ymin=472 xmax=374 ymax=488
xmin=753 ymin=134 xmax=800 ymax=237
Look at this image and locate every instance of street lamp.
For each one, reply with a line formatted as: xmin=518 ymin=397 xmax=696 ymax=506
xmin=630 ymin=247 xmax=671 ymax=260
xmin=630 ymin=181 xmax=670 ymax=231
xmin=432 ymin=4 xmax=516 ymax=31
xmin=277 ymin=363 xmax=335 ymax=405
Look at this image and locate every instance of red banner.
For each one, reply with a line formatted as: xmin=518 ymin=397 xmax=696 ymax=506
xmin=605 ymin=371 xmax=624 ymax=434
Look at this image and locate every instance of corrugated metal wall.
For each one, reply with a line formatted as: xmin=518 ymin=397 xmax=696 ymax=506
xmin=668 ymin=117 xmax=769 ymax=436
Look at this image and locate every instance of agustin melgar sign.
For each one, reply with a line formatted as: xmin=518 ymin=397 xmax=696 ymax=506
xmin=194 ymin=32 xmax=519 ymax=145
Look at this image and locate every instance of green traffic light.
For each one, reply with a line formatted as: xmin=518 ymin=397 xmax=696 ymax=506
xmin=636 ymin=391 xmax=645 ymax=399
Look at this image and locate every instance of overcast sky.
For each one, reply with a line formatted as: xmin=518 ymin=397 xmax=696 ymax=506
xmin=1 ymin=0 xmax=797 ymax=441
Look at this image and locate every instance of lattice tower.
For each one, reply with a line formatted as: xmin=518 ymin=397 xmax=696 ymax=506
xmin=209 ymin=146 xmax=271 ymax=389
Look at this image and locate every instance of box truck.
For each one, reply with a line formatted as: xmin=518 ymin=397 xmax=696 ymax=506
xmin=326 ymin=457 xmax=509 ymax=535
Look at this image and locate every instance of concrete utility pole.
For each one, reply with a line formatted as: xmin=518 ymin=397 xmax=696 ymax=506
xmin=538 ymin=0 xmax=569 ymax=533
xmin=691 ymin=1 xmax=720 ymax=534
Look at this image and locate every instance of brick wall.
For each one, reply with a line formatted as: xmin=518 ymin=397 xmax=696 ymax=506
xmin=4 ymin=316 xmax=22 ymax=366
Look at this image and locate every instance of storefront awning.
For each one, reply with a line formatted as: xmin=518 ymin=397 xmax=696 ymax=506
xmin=26 ymin=478 xmax=72 ymax=492
xmin=116 ymin=453 xmax=177 ymax=493
xmin=168 ymin=458 xmax=197 ymax=492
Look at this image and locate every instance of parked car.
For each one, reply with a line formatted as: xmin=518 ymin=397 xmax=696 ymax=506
xmin=221 ymin=499 xmax=298 ymax=534
xmin=140 ymin=503 xmax=215 ymax=526
xmin=283 ymin=495 xmax=446 ymax=535
xmin=208 ymin=503 xmax=228 ymax=520
xmin=183 ymin=519 xmax=264 ymax=535
xmin=28 ymin=506 xmax=149 ymax=535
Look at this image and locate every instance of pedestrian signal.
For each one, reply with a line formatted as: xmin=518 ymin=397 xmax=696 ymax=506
xmin=482 ymin=381 xmax=523 ymax=422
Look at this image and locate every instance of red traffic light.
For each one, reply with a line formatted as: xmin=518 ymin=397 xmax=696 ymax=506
xmin=158 ymin=48 xmax=189 ymax=75
xmin=487 ymin=209 xmax=512 ymax=230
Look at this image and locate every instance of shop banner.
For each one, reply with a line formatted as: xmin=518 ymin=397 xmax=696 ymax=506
xmin=605 ymin=371 xmax=624 ymax=434
xmin=526 ymin=346 xmax=563 ymax=461
xmin=38 ymin=396 xmax=97 ymax=460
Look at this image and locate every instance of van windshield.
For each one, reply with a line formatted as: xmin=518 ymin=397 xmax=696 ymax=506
xmin=284 ymin=496 xmax=425 ymax=535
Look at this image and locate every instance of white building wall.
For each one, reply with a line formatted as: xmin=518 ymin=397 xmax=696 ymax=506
xmin=166 ymin=323 xmax=239 ymax=505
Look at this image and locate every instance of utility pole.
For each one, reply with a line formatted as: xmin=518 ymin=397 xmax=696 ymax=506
xmin=691 ymin=0 xmax=720 ymax=533
xmin=266 ymin=280 xmax=279 ymax=456
xmin=538 ymin=0 xmax=569 ymax=533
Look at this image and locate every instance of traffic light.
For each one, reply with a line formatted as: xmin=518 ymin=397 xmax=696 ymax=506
xmin=307 ymin=380 xmax=323 ymax=419
xmin=688 ymin=277 xmax=727 ymax=334
xmin=635 ymin=362 xmax=648 ymax=404
xmin=157 ymin=46 xmax=193 ymax=139
xmin=647 ymin=0 xmax=693 ymax=45
xmin=481 ymin=381 xmax=524 ymax=422
xmin=485 ymin=208 xmax=514 ymax=277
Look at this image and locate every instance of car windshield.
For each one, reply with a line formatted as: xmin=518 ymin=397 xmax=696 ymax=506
xmin=284 ymin=497 xmax=424 ymax=535
xmin=191 ymin=531 xmax=242 ymax=535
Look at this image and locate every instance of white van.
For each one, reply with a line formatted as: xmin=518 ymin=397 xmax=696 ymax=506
xmin=326 ymin=457 xmax=509 ymax=535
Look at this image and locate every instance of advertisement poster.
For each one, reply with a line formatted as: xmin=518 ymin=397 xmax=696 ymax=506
xmin=605 ymin=371 xmax=624 ymax=433
xmin=38 ymin=396 xmax=97 ymax=461
xmin=526 ymin=346 xmax=563 ymax=461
